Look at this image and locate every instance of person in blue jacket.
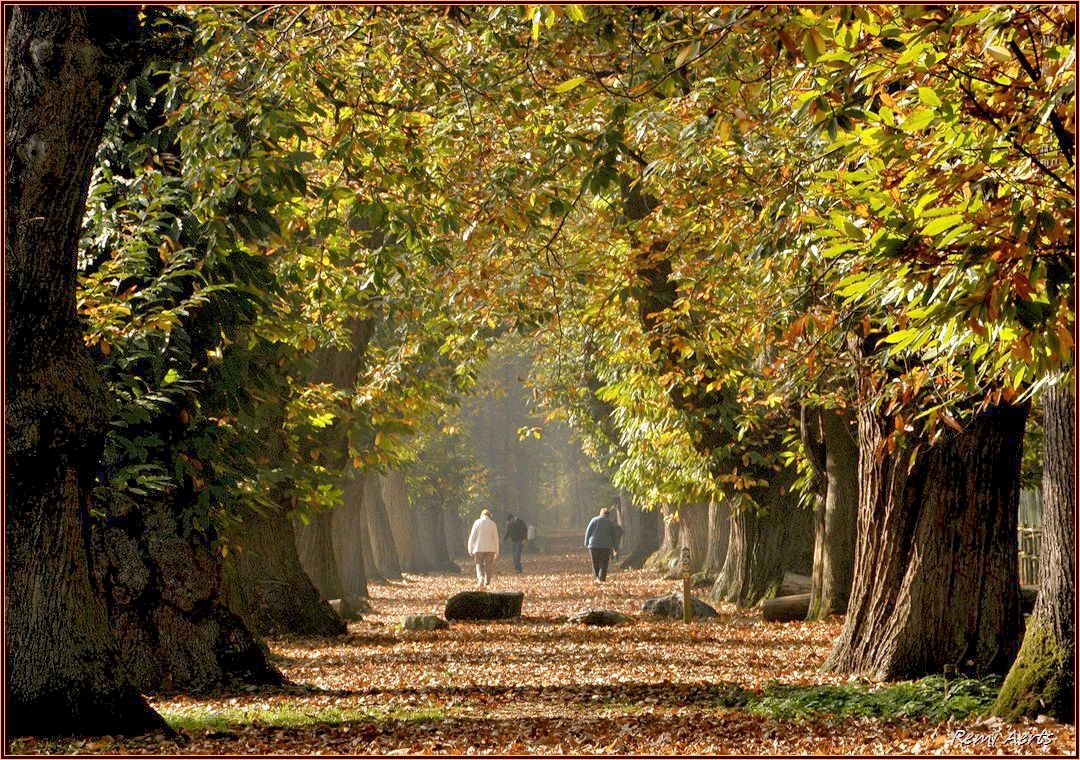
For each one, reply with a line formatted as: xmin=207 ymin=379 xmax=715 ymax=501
xmin=583 ymin=507 xmax=623 ymax=582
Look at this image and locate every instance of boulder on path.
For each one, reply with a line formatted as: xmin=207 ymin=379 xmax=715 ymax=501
xmin=642 ymin=593 xmax=719 ymax=619
xmin=403 ymin=614 xmax=449 ymax=631
xmin=445 ymin=590 xmax=523 ymax=621
xmin=568 ymin=609 xmax=631 ymax=626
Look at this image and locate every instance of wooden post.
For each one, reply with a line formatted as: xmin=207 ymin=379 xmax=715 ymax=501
xmin=681 ymin=547 xmax=692 ymax=623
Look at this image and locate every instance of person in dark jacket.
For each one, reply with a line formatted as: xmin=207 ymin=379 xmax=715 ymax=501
xmin=583 ymin=507 xmax=623 ymax=582
xmin=504 ymin=513 xmax=528 ymax=573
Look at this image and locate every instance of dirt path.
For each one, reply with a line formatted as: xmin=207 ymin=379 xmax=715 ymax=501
xmin=14 ymin=532 xmax=1075 ymax=754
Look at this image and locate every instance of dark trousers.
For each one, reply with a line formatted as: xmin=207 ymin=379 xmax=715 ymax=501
xmin=511 ymin=541 xmax=524 ymax=573
xmin=589 ymin=547 xmax=612 ymax=580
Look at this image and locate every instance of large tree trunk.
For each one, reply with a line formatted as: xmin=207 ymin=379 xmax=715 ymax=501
xmin=444 ymin=506 xmax=468 ymax=561
xmin=332 ymin=470 xmax=370 ymax=600
xmin=645 ymin=505 xmax=681 ymax=575
xmin=4 ymin=7 xmax=184 ymax=736
xmin=995 ymin=380 xmax=1074 ymax=721
xmin=619 ymin=495 xmax=661 ymax=570
xmin=700 ymin=500 xmax=732 ymax=579
xmin=93 ymin=498 xmax=281 ymax=693
xmin=417 ymin=502 xmax=458 ymax=572
xmin=296 ymin=510 xmax=347 ymax=601
xmin=807 ymin=409 xmax=859 ymax=619
xmin=825 ymin=402 xmax=1027 ymax=680
xmin=678 ymin=501 xmax=710 ymax=575
xmin=223 ymin=507 xmax=345 ymax=636
xmin=364 ymin=476 xmax=402 ymax=580
xmin=712 ymin=469 xmax=800 ymax=607
xmin=380 ymin=471 xmax=423 ymax=573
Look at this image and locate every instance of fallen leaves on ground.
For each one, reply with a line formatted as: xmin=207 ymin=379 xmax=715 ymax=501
xmin=11 ymin=534 xmax=1076 ymax=755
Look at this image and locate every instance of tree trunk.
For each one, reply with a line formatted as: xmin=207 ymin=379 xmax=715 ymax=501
xmin=807 ymin=409 xmax=859 ymax=619
xmin=296 ymin=510 xmax=347 ymax=601
xmin=5 ymin=7 xmax=185 ymax=736
xmin=995 ymin=380 xmax=1074 ymax=721
xmin=363 ymin=476 xmax=402 ymax=580
xmin=700 ymin=500 xmax=732 ymax=579
xmin=444 ymin=506 xmax=468 ymax=560
xmin=93 ymin=498 xmax=281 ymax=693
xmin=645 ymin=505 xmax=681 ymax=575
xmin=223 ymin=507 xmax=345 ymax=636
xmin=332 ymin=470 xmax=370 ymax=599
xmin=678 ymin=501 xmax=710 ymax=575
xmin=417 ymin=502 xmax=458 ymax=572
xmin=824 ymin=402 xmax=1027 ymax=680
xmin=380 ymin=471 xmax=422 ymax=573
xmin=712 ymin=469 xmax=799 ymax=607
xmin=619 ymin=495 xmax=661 ymax=570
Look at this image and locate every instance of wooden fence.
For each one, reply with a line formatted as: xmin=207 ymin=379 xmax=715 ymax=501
xmin=1018 ymin=489 xmax=1042 ymax=587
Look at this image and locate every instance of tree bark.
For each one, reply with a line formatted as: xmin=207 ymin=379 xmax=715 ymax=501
xmin=678 ymin=501 xmax=710 ymax=574
xmin=5 ymin=7 xmax=185 ymax=736
xmin=712 ymin=469 xmax=801 ymax=607
xmin=619 ymin=495 xmax=661 ymax=570
xmin=222 ymin=507 xmax=345 ymax=636
xmin=824 ymin=401 xmax=1027 ymax=679
xmin=995 ymin=379 xmax=1074 ymax=721
xmin=332 ymin=469 xmax=370 ymax=600
xmin=417 ymin=501 xmax=458 ymax=572
xmin=444 ymin=505 xmax=468 ymax=560
xmin=363 ymin=475 xmax=402 ymax=580
xmin=295 ymin=509 xmax=347 ymax=601
xmin=700 ymin=500 xmax=732 ymax=579
xmin=807 ymin=409 xmax=859 ymax=619
xmin=380 ymin=471 xmax=423 ymax=573
xmin=93 ymin=498 xmax=281 ymax=693
xmin=645 ymin=505 xmax=682 ymax=576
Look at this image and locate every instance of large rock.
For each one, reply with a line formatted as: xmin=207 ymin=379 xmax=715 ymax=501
xmin=445 ymin=590 xmax=523 ymax=621
xmin=568 ymin=609 xmax=630 ymax=626
xmin=642 ymin=593 xmax=719 ymax=619
xmin=403 ymin=614 xmax=449 ymax=631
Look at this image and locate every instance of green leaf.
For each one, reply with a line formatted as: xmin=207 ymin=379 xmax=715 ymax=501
xmin=920 ymin=214 xmax=964 ymax=236
xmin=554 ymin=76 xmax=587 ymax=93
xmin=917 ymin=87 xmax=942 ymax=107
xmin=566 ymin=5 xmax=586 ymax=23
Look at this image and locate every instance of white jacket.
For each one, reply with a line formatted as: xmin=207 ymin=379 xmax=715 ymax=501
xmin=468 ymin=515 xmax=500 ymax=555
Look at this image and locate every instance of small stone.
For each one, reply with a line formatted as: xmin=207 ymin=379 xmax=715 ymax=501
xmin=403 ymin=614 xmax=449 ymax=631
xmin=642 ymin=593 xmax=719 ymax=619
xmin=568 ymin=608 xmax=630 ymax=626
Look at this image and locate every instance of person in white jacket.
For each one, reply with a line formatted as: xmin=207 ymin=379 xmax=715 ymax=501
xmin=467 ymin=509 xmax=500 ymax=587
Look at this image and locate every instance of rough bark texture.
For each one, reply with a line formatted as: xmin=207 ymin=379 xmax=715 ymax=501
xmin=364 ymin=476 xmax=402 ymax=579
xmin=417 ymin=501 xmax=459 ymax=572
xmin=332 ymin=470 xmax=370 ymax=599
xmin=93 ymin=499 xmax=281 ymax=692
xmin=296 ymin=510 xmax=347 ymax=601
xmin=805 ymin=408 xmax=859 ymax=619
xmin=995 ymin=380 xmax=1074 ymax=721
xmin=678 ymin=501 xmax=710 ymax=574
xmin=380 ymin=471 xmax=422 ymax=573
xmin=824 ymin=402 xmax=1027 ymax=679
xmin=223 ymin=507 xmax=345 ymax=636
xmin=711 ymin=469 xmax=801 ymax=607
xmin=645 ymin=506 xmax=682 ymax=576
xmin=619 ymin=496 xmax=661 ymax=570
xmin=700 ymin=500 xmax=732 ymax=580
xmin=5 ymin=7 xmax=185 ymax=736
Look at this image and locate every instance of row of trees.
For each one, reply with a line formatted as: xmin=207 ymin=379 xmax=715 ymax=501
xmin=6 ymin=4 xmax=1073 ymax=736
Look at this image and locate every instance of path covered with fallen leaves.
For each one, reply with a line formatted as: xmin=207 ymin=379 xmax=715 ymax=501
xmin=16 ymin=532 xmax=1076 ymax=755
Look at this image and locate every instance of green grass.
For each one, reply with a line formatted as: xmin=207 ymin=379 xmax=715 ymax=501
xmin=160 ymin=701 xmax=451 ymax=733
xmin=729 ymin=676 xmax=1001 ymax=721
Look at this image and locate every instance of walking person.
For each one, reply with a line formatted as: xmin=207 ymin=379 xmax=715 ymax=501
xmin=504 ymin=513 xmax=528 ymax=574
xmin=584 ymin=507 xmax=623 ymax=582
xmin=467 ymin=509 xmax=500 ymax=587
